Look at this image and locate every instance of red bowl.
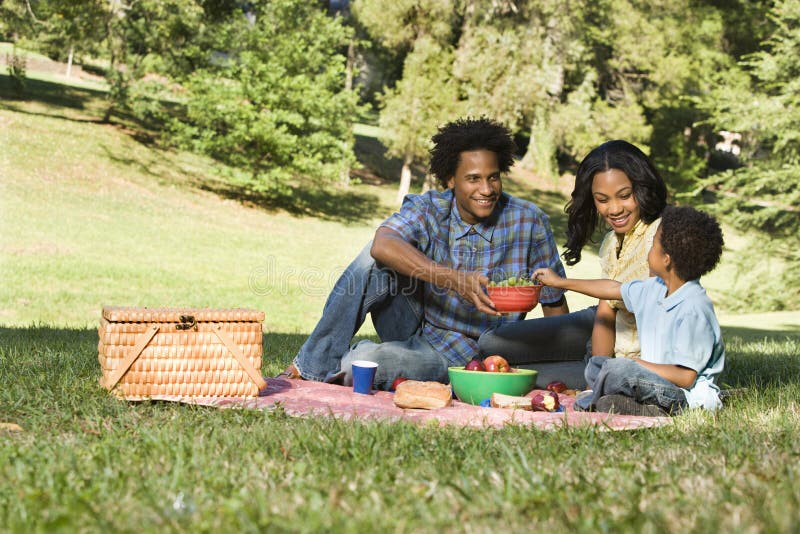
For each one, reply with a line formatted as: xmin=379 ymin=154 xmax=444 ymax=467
xmin=486 ymin=285 xmax=542 ymax=313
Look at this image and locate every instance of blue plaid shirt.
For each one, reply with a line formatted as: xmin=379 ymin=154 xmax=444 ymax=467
xmin=381 ymin=189 xmax=566 ymax=365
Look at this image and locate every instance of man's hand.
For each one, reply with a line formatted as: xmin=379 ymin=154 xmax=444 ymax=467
xmin=372 ymin=227 xmax=500 ymax=315
xmin=532 ymin=268 xmax=565 ymax=288
xmin=450 ymin=271 xmax=500 ymax=316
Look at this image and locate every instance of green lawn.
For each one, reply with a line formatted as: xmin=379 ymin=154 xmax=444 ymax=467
xmin=2 ymin=66 xmax=800 ymax=532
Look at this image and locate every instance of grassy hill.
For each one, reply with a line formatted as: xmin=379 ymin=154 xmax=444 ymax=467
xmin=1 ymin=66 xmax=798 ymax=334
xmin=2 ymin=58 xmax=799 ymax=532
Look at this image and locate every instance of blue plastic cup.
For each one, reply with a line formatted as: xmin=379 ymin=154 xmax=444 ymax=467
xmin=351 ymin=360 xmax=378 ymax=394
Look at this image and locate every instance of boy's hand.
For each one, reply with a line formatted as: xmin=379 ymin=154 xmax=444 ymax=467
xmin=532 ymin=268 xmax=564 ymax=288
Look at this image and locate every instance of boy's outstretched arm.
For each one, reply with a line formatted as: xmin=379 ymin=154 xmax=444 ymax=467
xmin=533 ymin=268 xmax=623 ymax=301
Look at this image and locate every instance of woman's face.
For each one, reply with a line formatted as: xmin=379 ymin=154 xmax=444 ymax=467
xmin=591 ymin=169 xmax=640 ymax=235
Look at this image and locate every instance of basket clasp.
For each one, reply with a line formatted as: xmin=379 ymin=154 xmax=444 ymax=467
xmin=176 ymin=315 xmax=197 ymax=330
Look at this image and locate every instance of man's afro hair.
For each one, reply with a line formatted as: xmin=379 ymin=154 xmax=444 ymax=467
xmin=429 ymin=117 xmax=517 ymax=188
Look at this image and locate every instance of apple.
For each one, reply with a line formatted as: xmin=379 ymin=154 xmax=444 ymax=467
xmin=531 ymin=391 xmax=561 ymax=412
xmin=482 ymin=355 xmax=510 ymax=373
xmin=390 ymin=377 xmax=408 ymax=391
xmin=464 ymin=357 xmax=486 ymax=372
xmin=546 ymin=380 xmax=568 ymax=394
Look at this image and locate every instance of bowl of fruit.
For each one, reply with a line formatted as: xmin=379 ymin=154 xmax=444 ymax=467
xmin=486 ymin=276 xmax=542 ymax=313
xmin=448 ymin=355 xmax=537 ymax=405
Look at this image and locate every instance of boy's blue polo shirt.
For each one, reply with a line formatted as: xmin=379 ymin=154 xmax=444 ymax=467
xmin=381 ymin=189 xmax=566 ymax=365
xmin=621 ymin=277 xmax=726 ymax=409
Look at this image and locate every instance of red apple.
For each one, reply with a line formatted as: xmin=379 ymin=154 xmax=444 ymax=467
xmin=482 ymin=355 xmax=510 ymax=373
xmin=531 ymin=391 xmax=561 ymax=412
xmin=464 ymin=357 xmax=486 ymax=372
xmin=390 ymin=377 xmax=408 ymax=391
xmin=546 ymin=380 xmax=568 ymax=394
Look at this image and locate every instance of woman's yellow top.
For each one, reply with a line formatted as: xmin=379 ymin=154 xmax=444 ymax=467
xmin=598 ymin=217 xmax=661 ymax=359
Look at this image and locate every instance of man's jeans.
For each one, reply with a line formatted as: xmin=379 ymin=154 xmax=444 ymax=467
xmin=578 ymin=356 xmax=687 ymax=413
xmin=477 ymin=307 xmax=596 ymax=364
xmin=293 ymin=243 xmax=449 ymax=389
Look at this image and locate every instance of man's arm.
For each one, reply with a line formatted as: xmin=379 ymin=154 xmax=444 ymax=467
xmin=636 ymin=360 xmax=697 ymax=389
xmin=371 ymin=227 xmax=500 ymax=315
xmin=591 ymin=300 xmax=617 ymax=356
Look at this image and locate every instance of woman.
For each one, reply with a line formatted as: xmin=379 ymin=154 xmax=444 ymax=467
xmin=478 ymin=140 xmax=668 ymax=387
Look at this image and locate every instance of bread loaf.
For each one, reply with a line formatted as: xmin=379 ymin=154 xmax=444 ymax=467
xmin=490 ymin=393 xmax=533 ymax=410
xmin=393 ymin=380 xmax=452 ymax=409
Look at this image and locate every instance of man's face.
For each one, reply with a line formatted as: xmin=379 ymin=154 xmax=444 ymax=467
xmin=446 ymin=150 xmax=502 ymax=224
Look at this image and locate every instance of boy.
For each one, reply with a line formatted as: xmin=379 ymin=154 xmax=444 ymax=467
xmin=533 ymin=206 xmax=725 ymax=416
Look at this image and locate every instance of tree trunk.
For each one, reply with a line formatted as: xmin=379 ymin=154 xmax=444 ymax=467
xmin=421 ymin=173 xmax=437 ymax=193
xmin=345 ymin=39 xmax=355 ymax=92
xmin=396 ymin=153 xmax=414 ymax=204
xmin=521 ymin=108 xmax=557 ymax=180
xmin=65 ymin=44 xmax=74 ymax=79
xmin=338 ymin=38 xmax=356 ymax=188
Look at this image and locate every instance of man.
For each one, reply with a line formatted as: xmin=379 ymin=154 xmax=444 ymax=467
xmin=282 ymin=117 xmax=570 ymax=389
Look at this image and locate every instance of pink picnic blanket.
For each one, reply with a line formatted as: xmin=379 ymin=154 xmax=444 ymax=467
xmin=148 ymin=378 xmax=670 ymax=431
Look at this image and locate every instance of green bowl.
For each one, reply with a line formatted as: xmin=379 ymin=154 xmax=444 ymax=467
xmin=448 ymin=367 xmax=538 ymax=405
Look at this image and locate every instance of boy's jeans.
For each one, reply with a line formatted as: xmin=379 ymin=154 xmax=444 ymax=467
xmin=293 ymin=242 xmax=442 ymax=386
xmin=578 ymin=356 xmax=687 ymax=413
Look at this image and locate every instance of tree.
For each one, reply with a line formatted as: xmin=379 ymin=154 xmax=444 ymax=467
xmin=691 ymin=0 xmax=800 ymax=310
xmin=354 ymin=0 xmax=461 ymax=201
xmin=454 ymin=0 xmax=590 ymax=179
xmin=378 ymin=36 xmax=461 ymax=202
xmin=701 ymin=0 xmax=800 ymax=234
xmin=701 ymin=0 xmax=800 ymax=235
xmin=168 ymin=0 xmax=360 ymax=193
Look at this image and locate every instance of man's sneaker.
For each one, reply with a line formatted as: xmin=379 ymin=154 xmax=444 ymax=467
xmin=323 ymin=370 xmax=347 ymax=386
xmin=595 ymin=394 xmax=669 ymax=417
xmin=275 ymin=364 xmax=303 ymax=380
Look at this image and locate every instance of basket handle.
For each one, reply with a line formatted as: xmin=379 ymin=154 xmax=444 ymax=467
xmin=104 ymin=324 xmax=160 ymax=390
xmin=213 ymin=325 xmax=268 ymax=391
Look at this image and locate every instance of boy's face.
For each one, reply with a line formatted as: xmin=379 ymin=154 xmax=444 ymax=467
xmin=647 ymin=226 xmax=670 ymax=278
xmin=447 ymin=149 xmax=502 ymax=224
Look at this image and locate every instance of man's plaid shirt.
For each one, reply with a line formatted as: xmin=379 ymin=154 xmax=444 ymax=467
xmin=381 ymin=189 xmax=567 ymax=365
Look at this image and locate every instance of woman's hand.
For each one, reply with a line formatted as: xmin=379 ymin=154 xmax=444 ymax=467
xmin=532 ymin=268 xmax=565 ymax=288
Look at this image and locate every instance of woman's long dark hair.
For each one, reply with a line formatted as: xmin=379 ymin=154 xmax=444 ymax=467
xmin=562 ymin=140 xmax=667 ymax=265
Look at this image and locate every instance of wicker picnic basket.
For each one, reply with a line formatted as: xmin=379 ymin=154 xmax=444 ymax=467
xmin=98 ymin=306 xmax=267 ymax=400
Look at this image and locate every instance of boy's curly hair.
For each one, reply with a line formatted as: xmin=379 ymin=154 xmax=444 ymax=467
xmin=429 ymin=117 xmax=517 ymax=189
xmin=660 ymin=206 xmax=724 ymax=281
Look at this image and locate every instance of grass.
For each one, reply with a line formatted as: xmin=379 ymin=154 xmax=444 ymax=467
xmin=2 ymin=56 xmax=800 ymax=532
xmin=2 ymin=326 xmax=799 ymax=531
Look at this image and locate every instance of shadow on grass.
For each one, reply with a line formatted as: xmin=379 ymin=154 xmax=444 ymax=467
xmin=0 ymin=73 xmax=115 ymax=127
xmin=722 ymin=325 xmax=800 ymax=341
xmin=3 ymin=326 xmax=798 ymax=398
xmin=718 ymin=325 xmax=800 ymax=389
xmin=0 ymin=73 xmax=160 ymax=146
xmin=0 ymin=324 xmax=98 ymax=347
xmin=0 ymin=72 xmax=585 ymax=228
xmin=0 ymin=324 xmax=307 ymax=375
xmin=1 ymin=73 xmax=104 ymax=109
xmin=198 ymin=180 xmax=385 ymax=225
xmin=352 ymin=133 xmax=426 ymax=186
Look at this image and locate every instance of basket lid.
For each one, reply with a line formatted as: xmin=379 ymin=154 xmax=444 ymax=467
xmin=102 ymin=306 xmax=265 ymax=323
